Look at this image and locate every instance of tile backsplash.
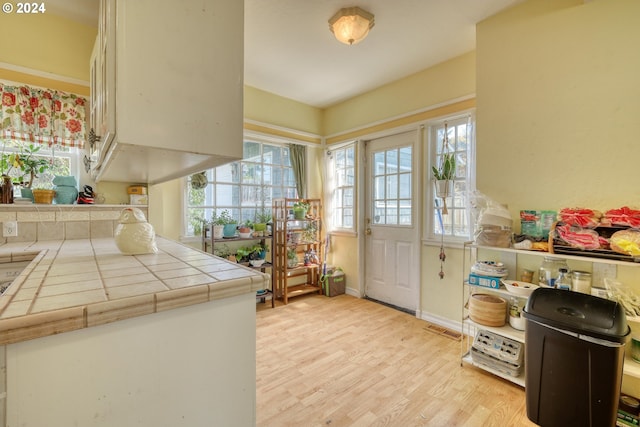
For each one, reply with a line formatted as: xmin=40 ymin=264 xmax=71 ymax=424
xmin=0 ymin=205 xmax=148 ymax=243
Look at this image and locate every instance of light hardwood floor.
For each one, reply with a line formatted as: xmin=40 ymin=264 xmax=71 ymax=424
xmin=256 ymin=294 xmax=536 ymax=427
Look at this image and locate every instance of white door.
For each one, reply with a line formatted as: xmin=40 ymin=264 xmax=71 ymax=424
xmin=364 ymin=131 xmax=419 ymax=312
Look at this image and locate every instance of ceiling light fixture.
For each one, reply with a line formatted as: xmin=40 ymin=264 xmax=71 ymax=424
xmin=328 ymin=6 xmax=375 ymax=46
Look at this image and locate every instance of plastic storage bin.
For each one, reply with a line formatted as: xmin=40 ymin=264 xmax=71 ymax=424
xmin=523 ymin=288 xmax=630 ymax=427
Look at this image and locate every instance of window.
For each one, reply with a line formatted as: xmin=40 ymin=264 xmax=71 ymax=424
xmin=0 ymin=140 xmax=75 ymax=190
xmin=372 ymin=145 xmax=412 ymax=226
xmin=326 ymin=143 xmax=356 ymax=232
xmin=427 ymin=114 xmax=475 ymax=242
xmin=185 ymin=140 xmax=298 ymax=237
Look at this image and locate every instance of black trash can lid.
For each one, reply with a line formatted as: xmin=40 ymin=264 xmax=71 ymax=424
xmin=523 ymin=288 xmax=630 ymax=343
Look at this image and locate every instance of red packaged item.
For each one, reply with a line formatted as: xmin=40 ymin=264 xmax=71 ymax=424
xmin=553 ymin=223 xmax=602 ymax=250
xmin=558 ymin=208 xmax=602 ymax=228
xmin=604 ymin=206 xmax=640 ymax=228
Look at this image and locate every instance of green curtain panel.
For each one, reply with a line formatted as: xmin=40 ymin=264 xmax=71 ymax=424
xmin=289 ymin=143 xmax=306 ymax=199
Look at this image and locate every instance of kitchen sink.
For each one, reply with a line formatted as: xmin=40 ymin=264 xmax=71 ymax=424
xmin=0 ymin=260 xmax=33 ymax=294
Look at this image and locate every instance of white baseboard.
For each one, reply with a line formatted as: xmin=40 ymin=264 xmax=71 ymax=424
xmin=418 ymin=310 xmax=462 ymax=334
xmin=345 ymin=289 xmax=462 ymax=333
xmin=344 ymin=287 xmax=360 ymax=298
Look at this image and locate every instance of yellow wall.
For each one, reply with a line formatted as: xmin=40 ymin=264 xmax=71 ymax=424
xmin=476 ymin=0 xmax=640 ymax=214
xmin=323 ymin=51 xmax=476 ymax=137
xmin=474 ymin=0 xmax=640 ymax=395
xmin=0 ymin=13 xmax=96 ymax=82
xmin=244 ymin=86 xmax=324 ymax=137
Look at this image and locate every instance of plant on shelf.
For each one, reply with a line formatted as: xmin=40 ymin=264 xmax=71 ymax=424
xmin=236 ymin=242 xmax=269 ymax=263
xmin=302 ymin=220 xmax=318 ymax=243
xmin=238 ymin=220 xmax=252 ymax=235
xmin=293 ymin=201 xmax=310 ymax=219
xmin=287 ymin=247 xmax=298 ymax=268
xmin=216 ymin=209 xmax=236 ymax=225
xmin=217 ymin=209 xmax=238 ymax=237
xmin=207 ymin=212 xmax=224 ymax=239
xmin=213 ymin=243 xmax=232 ymax=259
xmin=254 ymin=208 xmax=271 ymax=235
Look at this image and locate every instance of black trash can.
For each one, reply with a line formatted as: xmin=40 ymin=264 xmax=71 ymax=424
xmin=523 ymin=288 xmax=630 ymax=427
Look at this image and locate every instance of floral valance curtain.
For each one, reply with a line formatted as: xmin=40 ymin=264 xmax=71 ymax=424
xmin=0 ymin=83 xmax=86 ymax=149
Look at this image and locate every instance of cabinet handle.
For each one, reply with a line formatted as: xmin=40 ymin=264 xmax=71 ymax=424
xmin=88 ymin=128 xmax=101 ymax=151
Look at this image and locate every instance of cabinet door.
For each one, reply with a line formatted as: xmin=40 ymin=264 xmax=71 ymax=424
xmin=89 ymin=36 xmax=99 ymax=155
xmin=114 ymin=0 xmax=243 ymax=158
xmin=97 ymin=0 xmax=116 ymax=160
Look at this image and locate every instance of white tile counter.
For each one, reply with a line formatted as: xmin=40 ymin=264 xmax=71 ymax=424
xmin=0 ymin=236 xmax=268 ymax=344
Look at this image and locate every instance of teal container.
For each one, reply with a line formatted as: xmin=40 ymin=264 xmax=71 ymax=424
xmin=53 ymin=175 xmax=78 ymax=204
xmin=20 ymin=188 xmax=33 ymax=201
xmin=223 ymin=224 xmax=237 ymax=237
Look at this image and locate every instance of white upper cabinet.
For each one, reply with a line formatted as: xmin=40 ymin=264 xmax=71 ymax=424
xmin=91 ymin=0 xmax=244 ymax=184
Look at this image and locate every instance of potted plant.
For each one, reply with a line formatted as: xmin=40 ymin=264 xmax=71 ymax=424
xmin=238 ymin=220 xmax=252 ymax=238
xmin=432 ymin=152 xmax=456 ymax=198
xmin=217 ymin=209 xmax=238 ymax=237
xmin=287 ymin=247 xmax=298 ymax=268
xmin=213 ymin=243 xmax=232 ymax=260
xmin=302 ymin=221 xmax=318 ymax=243
xmin=236 ymin=242 xmax=268 ymax=265
xmin=209 ymin=212 xmax=225 ymax=239
xmin=254 ymin=209 xmax=271 ymax=235
xmin=293 ymin=201 xmax=310 ymax=220
xmin=0 ymin=151 xmax=19 ymax=203
xmin=9 ymin=144 xmax=50 ymax=201
xmin=0 ymin=143 xmax=55 ymax=204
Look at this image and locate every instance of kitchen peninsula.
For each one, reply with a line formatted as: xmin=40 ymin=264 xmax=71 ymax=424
xmin=0 ymin=234 xmax=266 ymax=426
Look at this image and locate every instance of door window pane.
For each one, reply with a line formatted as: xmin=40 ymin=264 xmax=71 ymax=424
xmin=371 ymin=145 xmax=412 ymax=226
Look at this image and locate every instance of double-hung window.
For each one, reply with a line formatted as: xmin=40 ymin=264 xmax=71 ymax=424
xmin=326 ymin=143 xmax=356 ymax=232
xmin=185 ymin=139 xmax=298 ymax=237
xmin=427 ymin=114 xmax=475 ymax=242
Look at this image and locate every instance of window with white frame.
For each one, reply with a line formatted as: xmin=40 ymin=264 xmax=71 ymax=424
xmin=427 ymin=114 xmax=475 ymax=241
xmin=326 ymin=143 xmax=356 ymax=232
xmin=185 ymin=139 xmax=298 ymax=237
xmin=0 ymin=140 xmax=76 ymax=191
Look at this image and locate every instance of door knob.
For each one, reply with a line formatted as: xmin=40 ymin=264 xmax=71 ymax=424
xmin=365 ymin=228 xmax=372 ymax=235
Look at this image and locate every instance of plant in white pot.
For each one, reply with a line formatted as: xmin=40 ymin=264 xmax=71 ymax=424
xmin=432 ymin=152 xmax=456 ymax=199
xmin=209 ymin=213 xmax=225 ymax=239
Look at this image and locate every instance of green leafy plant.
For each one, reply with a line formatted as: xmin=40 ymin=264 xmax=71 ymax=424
xmin=432 ymin=152 xmax=456 ymax=181
xmin=293 ymin=201 xmax=309 ymax=211
xmin=302 ymin=221 xmax=318 ymax=242
xmin=286 ymin=247 xmax=299 ymax=268
xmin=214 ymin=209 xmax=237 ymax=225
xmin=16 ymin=144 xmax=51 ymax=188
xmin=213 ymin=244 xmax=232 ymax=258
xmin=255 ymin=209 xmax=271 ymax=224
xmin=236 ymin=242 xmax=269 ymax=262
xmin=189 ymin=211 xmax=205 ymax=236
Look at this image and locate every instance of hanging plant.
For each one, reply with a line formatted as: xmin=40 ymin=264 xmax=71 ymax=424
xmin=190 ymin=172 xmax=208 ymax=190
xmin=433 ymin=122 xmax=456 ymax=279
xmin=432 ymin=152 xmax=456 ymax=181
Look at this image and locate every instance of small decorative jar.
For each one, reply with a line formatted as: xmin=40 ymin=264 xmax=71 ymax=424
xmin=52 ymin=175 xmax=79 ymax=204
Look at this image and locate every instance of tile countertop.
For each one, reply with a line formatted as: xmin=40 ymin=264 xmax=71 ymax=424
xmin=0 ymin=237 xmax=268 ymax=345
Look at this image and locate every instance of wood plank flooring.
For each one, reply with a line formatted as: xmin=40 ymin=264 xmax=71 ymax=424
xmin=256 ymin=294 xmax=537 ymax=427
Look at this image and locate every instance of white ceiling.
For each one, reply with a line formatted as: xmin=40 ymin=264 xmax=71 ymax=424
xmin=46 ymin=0 xmax=523 ymax=108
